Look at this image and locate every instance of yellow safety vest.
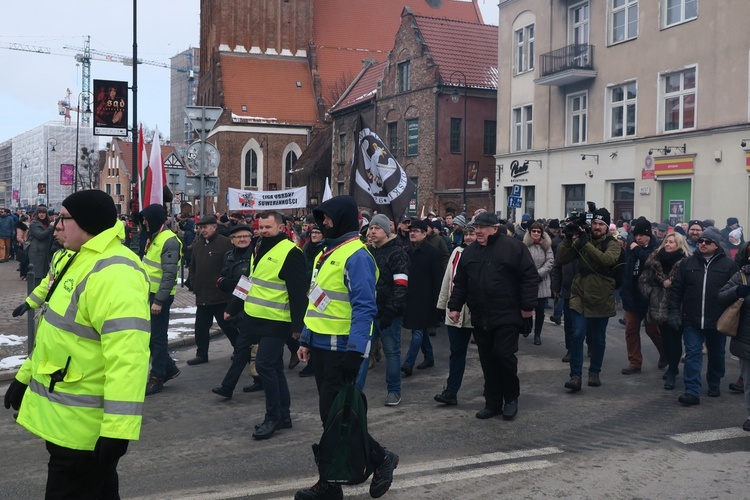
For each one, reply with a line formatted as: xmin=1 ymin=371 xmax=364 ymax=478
xmin=304 ymin=238 xmax=376 ymax=335
xmin=15 ymin=222 xmax=151 ymax=451
xmin=244 ymin=238 xmax=299 ymax=322
xmin=142 ymin=229 xmax=182 ymax=296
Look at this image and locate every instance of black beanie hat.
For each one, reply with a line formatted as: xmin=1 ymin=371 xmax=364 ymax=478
xmin=62 ymin=189 xmax=118 ymax=236
xmin=632 ymin=219 xmax=652 ymax=238
xmin=592 ymin=207 xmax=611 ymax=227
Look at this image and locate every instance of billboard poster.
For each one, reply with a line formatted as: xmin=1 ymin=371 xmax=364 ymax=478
xmin=60 ymin=164 xmax=74 ymax=185
xmin=93 ymin=79 xmax=128 ymax=136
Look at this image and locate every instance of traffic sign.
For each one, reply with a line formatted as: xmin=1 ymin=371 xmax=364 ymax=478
xmin=185 ymin=176 xmax=220 ymax=197
xmin=511 ymin=184 xmax=522 ymax=197
xmin=507 ymin=196 xmax=523 ymax=208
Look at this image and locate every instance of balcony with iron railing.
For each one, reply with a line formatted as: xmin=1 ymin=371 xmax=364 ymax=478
xmin=534 ymin=43 xmax=597 ymax=86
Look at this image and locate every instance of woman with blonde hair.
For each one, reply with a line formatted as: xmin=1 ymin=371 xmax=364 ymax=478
xmin=639 ymin=232 xmax=691 ymax=390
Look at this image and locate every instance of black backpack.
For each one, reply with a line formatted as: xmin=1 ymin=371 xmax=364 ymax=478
xmin=312 ymin=383 xmax=373 ymax=485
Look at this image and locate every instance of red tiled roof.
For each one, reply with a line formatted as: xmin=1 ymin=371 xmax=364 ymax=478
xmin=115 ymin=139 xmax=181 ymax=176
xmin=312 ymin=0 xmax=483 ymax=105
xmin=219 ymin=54 xmax=319 ymax=126
xmin=331 ymin=61 xmax=386 ymax=112
xmin=414 ymin=15 xmax=498 ymax=89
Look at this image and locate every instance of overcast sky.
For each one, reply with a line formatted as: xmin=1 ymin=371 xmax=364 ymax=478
xmin=0 ymin=1 xmax=498 ymax=144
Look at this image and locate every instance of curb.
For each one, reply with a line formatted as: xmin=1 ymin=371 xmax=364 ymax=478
xmin=0 ymin=327 xmax=225 ymax=383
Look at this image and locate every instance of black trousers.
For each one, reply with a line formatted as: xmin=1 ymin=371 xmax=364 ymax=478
xmin=220 ymin=318 xmax=258 ymax=390
xmin=473 ymin=324 xmax=521 ymax=410
xmin=311 ymin=347 xmax=386 ymax=467
xmin=194 ymin=303 xmax=239 ymax=359
xmin=45 ymin=441 xmax=121 ymax=500
xmin=257 ymin=335 xmax=291 ymax=422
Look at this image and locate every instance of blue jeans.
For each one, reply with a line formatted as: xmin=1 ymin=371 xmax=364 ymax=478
xmin=356 ymin=316 xmax=402 ymax=394
xmin=553 ymin=296 xmax=564 ymax=319
xmin=149 ymin=294 xmax=177 ymax=380
xmin=404 ymin=328 xmax=433 ymax=368
xmin=682 ymin=326 xmax=726 ymax=397
xmin=569 ymin=310 xmax=608 ymax=378
xmin=446 ymin=326 xmax=473 ymax=393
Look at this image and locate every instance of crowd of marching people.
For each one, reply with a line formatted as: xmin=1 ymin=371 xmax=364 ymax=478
xmin=5 ymin=190 xmax=750 ymax=499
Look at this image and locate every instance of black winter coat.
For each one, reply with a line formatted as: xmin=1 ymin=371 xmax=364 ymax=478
xmin=718 ymin=265 xmax=750 ymax=359
xmin=403 ymin=241 xmax=443 ymax=330
xmin=621 ymin=237 xmax=659 ymax=313
xmin=188 ymin=231 xmax=234 ymax=305
xmin=448 ymin=232 xmax=539 ymax=331
xmin=370 ymin=235 xmax=410 ymax=320
xmin=668 ymin=248 xmax=739 ymax=330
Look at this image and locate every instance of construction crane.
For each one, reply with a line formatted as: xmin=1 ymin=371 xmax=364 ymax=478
xmin=1 ymin=35 xmax=198 ymax=125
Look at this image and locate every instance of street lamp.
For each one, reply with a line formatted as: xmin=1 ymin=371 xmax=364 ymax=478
xmin=75 ymin=91 xmax=93 ymax=192
xmin=46 ymin=138 xmax=57 ymax=207
xmin=18 ymin=157 xmax=29 ymax=209
xmin=450 ymin=70 xmax=467 ymax=212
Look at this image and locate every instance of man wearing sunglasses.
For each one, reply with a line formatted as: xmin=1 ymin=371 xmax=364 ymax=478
xmin=669 ymin=226 xmax=739 ymax=405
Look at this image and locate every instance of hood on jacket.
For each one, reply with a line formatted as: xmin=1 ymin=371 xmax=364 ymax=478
xmin=523 ymin=230 xmax=552 ymax=251
xmin=139 ymin=204 xmax=167 ymax=237
xmin=313 ymin=195 xmax=360 ymax=239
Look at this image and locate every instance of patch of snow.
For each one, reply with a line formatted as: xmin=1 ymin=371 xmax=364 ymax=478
xmin=0 ymin=355 xmax=26 ymax=370
xmin=169 ymin=317 xmax=196 ymax=326
xmin=171 ymin=306 xmax=197 ymax=315
xmin=0 ymin=334 xmax=25 ymax=347
xmin=167 ymin=327 xmax=194 ymax=341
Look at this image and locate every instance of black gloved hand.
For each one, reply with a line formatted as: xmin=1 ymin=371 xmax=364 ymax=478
xmin=736 ymin=284 xmax=750 ymax=298
xmin=436 ymin=308 xmax=446 ymax=323
xmin=667 ymin=315 xmax=682 ymax=332
xmin=93 ymin=437 xmax=129 ymax=465
xmin=4 ymin=379 xmax=28 ymax=411
xmin=341 ymin=351 xmax=363 ymax=380
xmin=378 ymin=313 xmax=393 ymax=331
xmin=12 ymin=303 xmax=31 ymax=317
xmin=577 ymin=230 xmax=589 ymax=247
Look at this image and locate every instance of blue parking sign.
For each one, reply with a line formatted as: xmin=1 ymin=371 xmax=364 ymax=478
xmin=507 ymin=196 xmax=523 ymax=208
xmin=511 ymin=184 xmax=522 ymax=197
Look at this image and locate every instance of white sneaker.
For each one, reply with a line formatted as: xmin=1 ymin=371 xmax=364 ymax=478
xmin=384 ymin=393 xmax=401 ymax=406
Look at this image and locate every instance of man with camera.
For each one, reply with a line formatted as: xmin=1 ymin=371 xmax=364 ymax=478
xmin=556 ymin=205 xmax=622 ymax=392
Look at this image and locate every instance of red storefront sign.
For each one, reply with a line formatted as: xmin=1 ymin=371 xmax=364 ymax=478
xmin=654 ymin=156 xmax=694 ymax=177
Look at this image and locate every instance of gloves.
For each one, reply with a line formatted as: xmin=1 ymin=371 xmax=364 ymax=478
xmin=93 ymin=437 xmax=129 ymax=465
xmin=577 ymin=231 xmax=589 ymax=247
xmin=341 ymin=351 xmax=363 ymax=380
xmin=667 ymin=315 xmax=682 ymax=332
xmin=185 ymin=278 xmax=194 ymax=292
xmin=12 ymin=303 xmax=31 ymax=317
xmin=436 ymin=308 xmax=446 ymax=323
xmin=378 ymin=313 xmax=393 ymax=331
xmin=4 ymin=379 xmax=28 ymax=411
xmin=736 ymin=284 xmax=750 ymax=298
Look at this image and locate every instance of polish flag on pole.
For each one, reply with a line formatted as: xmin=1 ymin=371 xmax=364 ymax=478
xmin=140 ymin=125 xmax=165 ymax=208
xmin=137 ymin=124 xmax=148 ymax=212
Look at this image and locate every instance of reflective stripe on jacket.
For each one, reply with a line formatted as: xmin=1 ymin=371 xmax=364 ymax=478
xmin=142 ymin=230 xmax=182 ymax=296
xmin=15 ymin=222 xmax=151 ymax=451
xmin=244 ymin=238 xmax=298 ymax=322
xmin=304 ymin=238 xmax=376 ymax=335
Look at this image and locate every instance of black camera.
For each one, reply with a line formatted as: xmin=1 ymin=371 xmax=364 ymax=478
xmin=562 ymin=201 xmax=597 ymax=237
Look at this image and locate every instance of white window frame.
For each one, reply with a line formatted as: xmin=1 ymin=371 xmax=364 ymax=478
xmin=663 ymin=0 xmax=698 ymax=28
xmin=566 ymin=92 xmax=588 ymax=146
xmin=569 ymin=1 xmax=590 ymax=45
xmin=607 ymin=81 xmax=637 ymax=139
xmin=610 ymin=0 xmax=639 ymax=45
xmin=514 ymin=24 xmax=535 ymax=75
xmin=511 ymin=105 xmax=533 ymax=152
xmin=660 ymin=67 xmax=697 ymax=133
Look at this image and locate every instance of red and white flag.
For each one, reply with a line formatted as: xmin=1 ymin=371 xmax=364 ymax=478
xmin=139 ymin=125 xmax=165 ymax=208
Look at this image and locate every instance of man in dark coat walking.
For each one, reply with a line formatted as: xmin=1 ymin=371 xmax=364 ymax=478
xmin=402 ymin=218 xmax=443 ymax=376
xmin=448 ymin=212 xmax=539 ymax=421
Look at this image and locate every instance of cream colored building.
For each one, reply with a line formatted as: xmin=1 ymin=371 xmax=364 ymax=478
xmin=495 ymin=0 xmax=750 ymax=228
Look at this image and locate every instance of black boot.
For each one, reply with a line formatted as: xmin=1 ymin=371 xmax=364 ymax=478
xmin=533 ymin=333 xmax=541 ymax=345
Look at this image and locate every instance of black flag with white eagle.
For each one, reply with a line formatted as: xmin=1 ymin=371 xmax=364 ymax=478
xmin=349 ymin=116 xmax=416 ymax=220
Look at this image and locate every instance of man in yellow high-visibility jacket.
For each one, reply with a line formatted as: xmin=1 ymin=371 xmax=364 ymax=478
xmin=296 ymin=195 xmax=398 ymax=500
xmin=4 ymin=189 xmax=151 ymax=499
xmin=139 ymin=203 xmax=182 ymax=396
